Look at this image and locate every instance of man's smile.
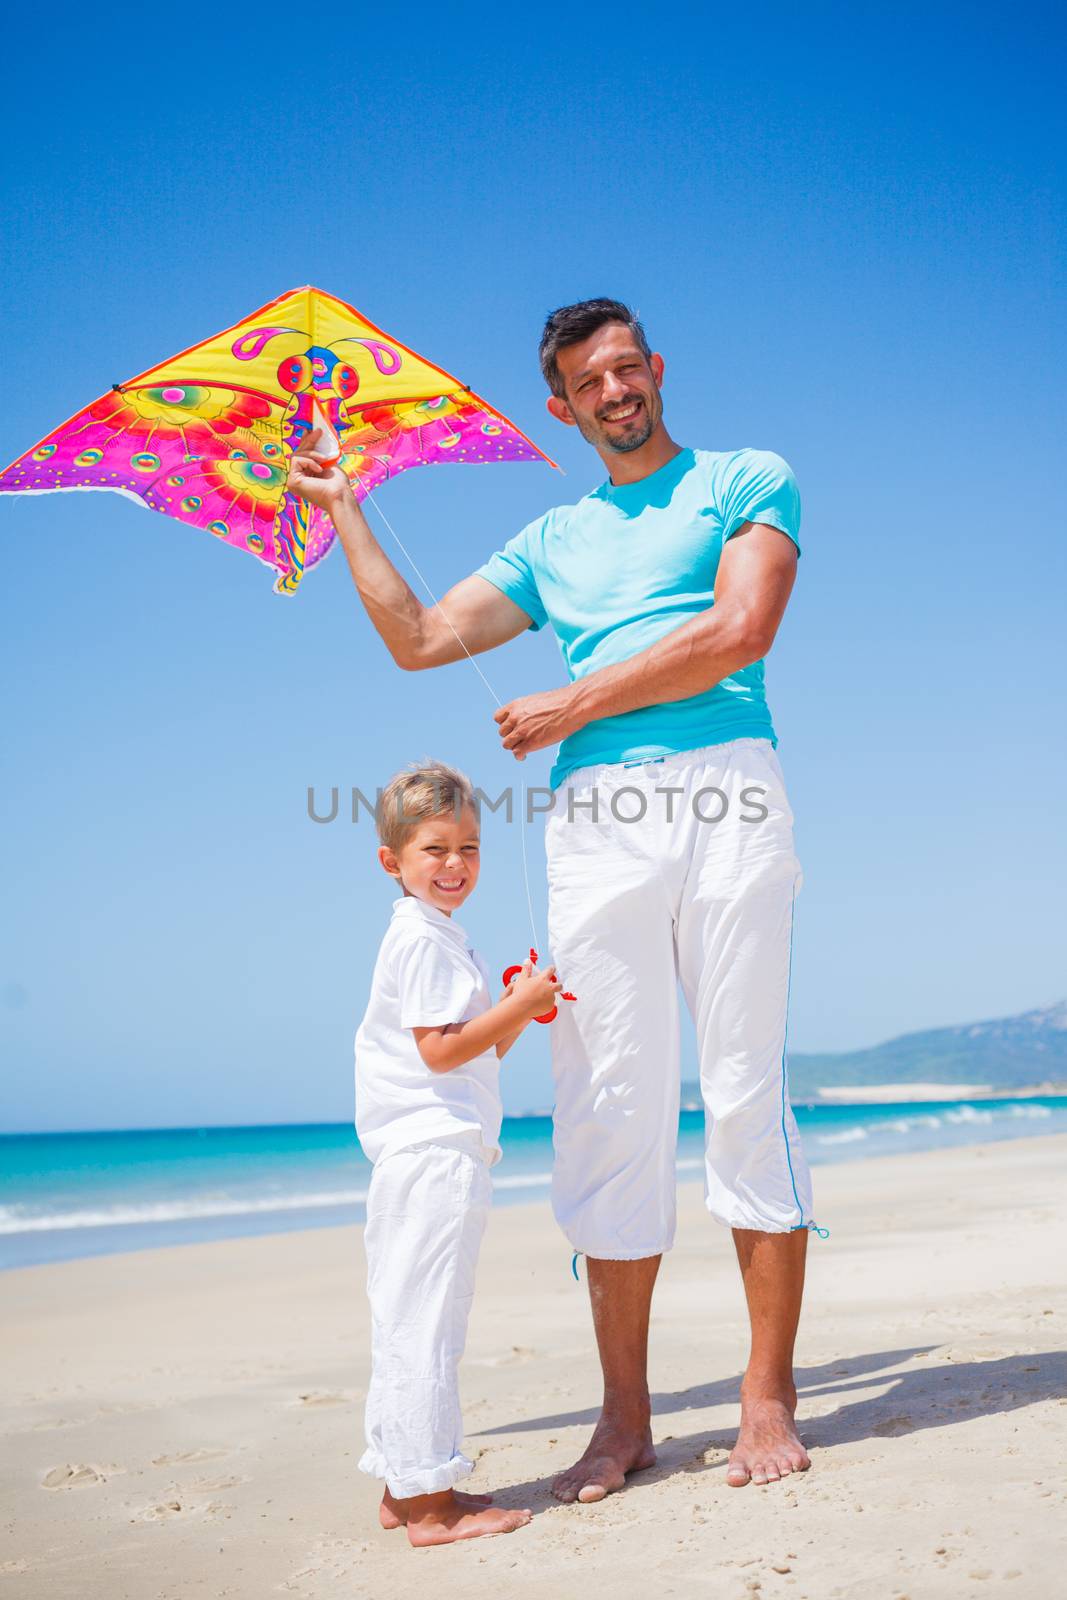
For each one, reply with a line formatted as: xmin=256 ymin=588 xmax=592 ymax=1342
xmin=600 ymin=399 xmax=643 ymax=423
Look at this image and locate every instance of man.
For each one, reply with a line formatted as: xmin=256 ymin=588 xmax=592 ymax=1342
xmin=289 ymin=298 xmax=816 ymax=1501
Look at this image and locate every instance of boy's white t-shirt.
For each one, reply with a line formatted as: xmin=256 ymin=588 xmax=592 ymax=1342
xmin=354 ymin=896 xmax=503 ymax=1167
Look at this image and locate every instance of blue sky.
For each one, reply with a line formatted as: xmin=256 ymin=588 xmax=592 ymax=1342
xmin=2 ymin=3 xmax=1064 ymax=1131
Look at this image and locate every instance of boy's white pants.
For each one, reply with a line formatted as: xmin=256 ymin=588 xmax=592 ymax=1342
xmin=358 ymin=1132 xmax=492 ymax=1498
xmin=546 ymin=736 xmax=814 ymax=1258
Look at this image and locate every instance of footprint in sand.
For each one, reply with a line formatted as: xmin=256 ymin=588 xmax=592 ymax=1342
xmin=41 ymin=1463 xmax=121 ymax=1490
xmin=141 ymin=1498 xmax=228 ymax=1522
xmin=470 ymin=1346 xmax=540 ymax=1367
xmin=872 ymin=1415 xmax=914 ymax=1436
xmin=151 ymin=1448 xmax=229 ymax=1467
xmin=189 ymin=1474 xmax=247 ymax=1492
xmin=282 ymin=1538 xmax=373 ymax=1591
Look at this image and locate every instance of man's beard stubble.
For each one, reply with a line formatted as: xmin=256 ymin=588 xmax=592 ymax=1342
xmin=574 ymin=388 xmax=662 ymax=455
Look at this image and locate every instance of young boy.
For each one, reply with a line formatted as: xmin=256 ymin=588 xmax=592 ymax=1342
xmin=354 ymin=760 xmax=566 ymax=1548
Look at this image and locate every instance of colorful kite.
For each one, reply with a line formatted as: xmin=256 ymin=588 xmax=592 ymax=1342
xmin=0 ymin=286 xmax=556 ymax=596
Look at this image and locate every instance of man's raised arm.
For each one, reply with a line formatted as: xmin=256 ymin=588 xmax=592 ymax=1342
xmin=287 ymin=433 xmax=533 ymax=670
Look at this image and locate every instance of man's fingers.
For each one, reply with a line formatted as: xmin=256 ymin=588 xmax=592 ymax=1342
xmin=289 ymin=430 xmax=325 ymax=474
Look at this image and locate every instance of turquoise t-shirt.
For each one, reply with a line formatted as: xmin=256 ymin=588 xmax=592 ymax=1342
xmin=474 ymin=446 xmax=801 ymax=790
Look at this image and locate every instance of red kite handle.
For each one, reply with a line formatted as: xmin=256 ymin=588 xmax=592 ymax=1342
xmin=501 ymin=947 xmax=575 ymax=1024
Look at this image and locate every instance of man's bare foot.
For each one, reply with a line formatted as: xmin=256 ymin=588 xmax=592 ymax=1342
xmin=379 ymin=1486 xmax=493 ymax=1530
xmin=400 ymin=1488 xmax=531 ymax=1547
xmin=551 ymin=1409 xmax=657 ymax=1504
xmin=727 ymin=1385 xmax=810 ymax=1487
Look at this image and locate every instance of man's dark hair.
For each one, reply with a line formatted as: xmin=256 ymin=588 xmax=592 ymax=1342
xmin=539 ymin=298 xmax=653 ymax=399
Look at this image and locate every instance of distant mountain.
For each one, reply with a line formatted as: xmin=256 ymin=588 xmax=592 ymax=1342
xmin=682 ymin=1002 xmax=1067 ymax=1103
xmin=788 ymin=1001 xmax=1067 ymax=1097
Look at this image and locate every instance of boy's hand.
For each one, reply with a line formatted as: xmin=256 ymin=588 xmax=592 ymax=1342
xmin=286 ymin=428 xmax=354 ymax=514
xmin=506 ymin=959 xmax=564 ymax=1021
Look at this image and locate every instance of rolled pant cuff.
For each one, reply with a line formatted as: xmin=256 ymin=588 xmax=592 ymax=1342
xmin=567 ymin=1242 xmax=674 ymax=1261
xmin=703 ymin=1197 xmax=807 ymax=1233
xmin=358 ymin=1446 xmax=475 ymax=1499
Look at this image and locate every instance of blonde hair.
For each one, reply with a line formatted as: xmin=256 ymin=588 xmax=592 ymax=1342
xmin=376 ymin=760 xmax=477 ymax=854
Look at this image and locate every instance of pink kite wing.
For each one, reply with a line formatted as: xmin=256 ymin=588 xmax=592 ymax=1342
xmin=0 ymin=383 xmax=296 ymax=577
xmin=0 ymin=286 xmax=558 ymax=597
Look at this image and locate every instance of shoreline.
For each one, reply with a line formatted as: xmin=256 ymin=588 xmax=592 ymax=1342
xmin=3 ymin=1106 xmax=1067 ymax=1273
xmin=2 ymin=1134 xmax=1066 ymax=1597
xmin=5 ymin=1103 xmax=1067 ymax=1273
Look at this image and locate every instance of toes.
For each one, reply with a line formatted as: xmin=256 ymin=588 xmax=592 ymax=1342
xmin=726 ymin=1464 xmax=751 ymax=1488
xmin=555 ymin=1461 xmax=625 ymax=1504
xmin=577 ymin=1461 xmax=626 ymax=1502
xmin=776 ymin=1457 xmax=795 ymax=1477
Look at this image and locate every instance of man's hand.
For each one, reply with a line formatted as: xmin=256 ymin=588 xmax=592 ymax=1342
xmin=492 ymin=523 xmax=797 ymax=743
xmin=286 ymin=428 xmax=354 ymax=514
xmin=494 ymin=686 xmax=579 ymax=760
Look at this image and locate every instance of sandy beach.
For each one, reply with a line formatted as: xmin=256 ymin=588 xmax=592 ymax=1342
xmin=2 ymin=1134 xmax=1065 ymax=1599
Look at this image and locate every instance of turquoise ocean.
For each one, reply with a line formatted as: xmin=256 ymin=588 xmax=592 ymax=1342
xmin=3 ymin=1096 xmax=1065 ymax=1270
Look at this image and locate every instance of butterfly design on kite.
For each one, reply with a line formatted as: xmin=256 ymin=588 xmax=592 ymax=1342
xmin=0 ymin=286 xmax=554 ymax=595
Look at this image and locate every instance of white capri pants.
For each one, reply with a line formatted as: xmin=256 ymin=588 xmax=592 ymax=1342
xmin=545 ymin=736 xmax=813 ymax=1258
xmin=358 ymin=1132 xmax=492 ymax=1498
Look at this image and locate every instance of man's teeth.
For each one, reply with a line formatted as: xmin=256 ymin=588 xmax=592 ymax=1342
xmin=604 ymin=403 xmax=640 ymax=421
xmin=434 ymin=879 xmax=464 ymax=889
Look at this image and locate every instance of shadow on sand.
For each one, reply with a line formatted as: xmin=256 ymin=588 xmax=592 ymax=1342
xmin=477 ymin=1345 xmax=1067 ymax=1515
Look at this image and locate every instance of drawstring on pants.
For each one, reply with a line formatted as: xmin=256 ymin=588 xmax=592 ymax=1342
xmin=792 ymin=1220 xmax=830 ymax=1240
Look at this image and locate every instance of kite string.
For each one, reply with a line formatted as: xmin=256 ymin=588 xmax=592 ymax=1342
xmin=364 ymin=487 xmax=543 ymax=959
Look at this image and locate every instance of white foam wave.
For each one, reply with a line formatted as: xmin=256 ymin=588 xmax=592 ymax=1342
xmin=0 ymin=1188 xmax=371 ymax=1235
xmin=817 ymin=1127 xmax=869 ymax=1146
xmin=814 ymin=1101 xmax=1055 ymax=1150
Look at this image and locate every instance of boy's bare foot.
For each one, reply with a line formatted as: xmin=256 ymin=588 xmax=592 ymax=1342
xmin=379 ymin=1486 xmax=493 ymax=1529
xmin=551 ymin=1408 xmax=657 ymax=1503
xmin=398 ymin=1488 xmax=531 ymax=1547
